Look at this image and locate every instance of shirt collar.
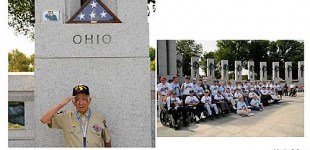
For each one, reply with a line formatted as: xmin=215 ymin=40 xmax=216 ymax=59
xmin=78 ymin=109 xmax=90 ymax=118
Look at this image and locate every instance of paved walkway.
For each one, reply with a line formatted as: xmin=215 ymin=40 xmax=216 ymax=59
xmin=157 ymin=93 xmax=304 ymax=137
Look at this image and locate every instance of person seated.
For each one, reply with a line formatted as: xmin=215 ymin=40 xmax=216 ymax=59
xmin=185 ymin=90 xmax=206 ymax=122
xmin=213 ymin=92 xmax=230 ymax=114
xmin=268 ymin=87 xmax=281 ymax=102
xmin=250 ymin=95 xmax=264 ymax=111
xmin=260 ymin=86 xmax=270 ymax=105
xmin=248 ymin=88 xmax=258 ymax=102
xmin=201 ymin=90 xmax=219 ymax=116
xmin=237 ymin=96 xmax=254 ymax=117
xmin=166 ymin=91 xmax=184 ymax=128
xmin=240 ymin=87 xmax=250 ymax=106
xmin=223 ymin=88 xmax=237 ymax=110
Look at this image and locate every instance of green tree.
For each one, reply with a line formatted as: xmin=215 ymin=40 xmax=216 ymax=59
xmin=212 ymin=40 xmax=304 ymax=80
xmin=9 ymin=0 xmax=156 ymax=40
xmin=149 ymin=47 xmax=155 ymax=71
xmin=149 ymin=47 xmax=155 ymax=61
xmin=8 ymin=49 xmax=34 ymax=72
xmin=176 ymin=40 xmax=203 ymax=76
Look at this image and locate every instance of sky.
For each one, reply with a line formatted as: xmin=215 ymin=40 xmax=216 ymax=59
xmin=7 ymin=27 xmax=34 ymax=56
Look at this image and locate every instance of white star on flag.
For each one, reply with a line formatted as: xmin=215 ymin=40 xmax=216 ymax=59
xmin=90 ymin=1 xmax=98 ymax=8
xmin=89 ymin=11 xmax=96 ymax=19
xmin=78 ymin=13 xmax=85 ymax=20
xmin=100 ymin=11 xmax=107 ymax=18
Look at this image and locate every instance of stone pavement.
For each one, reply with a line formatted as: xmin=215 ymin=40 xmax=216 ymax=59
xmin=157 ymin=93 xmax=304 ymax=137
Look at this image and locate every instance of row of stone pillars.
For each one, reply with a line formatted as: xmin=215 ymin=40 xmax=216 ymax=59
xmin=190 ymin=58 xmax=304 ymax=83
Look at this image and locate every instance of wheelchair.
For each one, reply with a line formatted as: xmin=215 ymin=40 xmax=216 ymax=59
xmin=159 ymin=104 xmax=186 ymax=130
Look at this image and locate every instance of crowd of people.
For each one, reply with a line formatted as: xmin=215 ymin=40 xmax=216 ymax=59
xmin=157 ymin=76 xmax=300 ymax=129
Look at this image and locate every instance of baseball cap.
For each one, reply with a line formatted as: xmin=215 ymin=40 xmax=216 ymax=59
xmin=160 ymin=77 xmax=166 ymax=81
xmin=192 ymin=78 xmax=197 ymax=80
xmin=189 ymin=90 xmax=194 ymax=93
xmin=73 ymin=84 xmax=90 ymax=96
xmin=250 ymin=88 xmax=254 ymax=91
xmin=204 ymin=90 xmax=210 ymax=93
xmin=185 ymin=76 xmax=190 ymax=80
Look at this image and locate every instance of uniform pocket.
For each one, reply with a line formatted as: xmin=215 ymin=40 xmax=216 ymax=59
xmin=90 ymin=125 xmax=102 ymax=137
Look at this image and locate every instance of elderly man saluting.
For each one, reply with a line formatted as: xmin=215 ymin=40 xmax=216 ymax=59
xmin=40 ymin=85 xmax=111 ymax=147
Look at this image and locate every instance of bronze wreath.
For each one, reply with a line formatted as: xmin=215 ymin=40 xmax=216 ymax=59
xmin=287 ymin=65 xmax=292 ymax=71
xmin=176 ymin=59 xmax=182 ymax=68
xmin=193 ymin=61 xmax=199 ymax=69
xmin=223 ymin=64 xmax=228 ymax=70
xmin=237 ymin=65 xmax=242 ymax=72
xmin=274 ymin=65 xmax=279 ymax=71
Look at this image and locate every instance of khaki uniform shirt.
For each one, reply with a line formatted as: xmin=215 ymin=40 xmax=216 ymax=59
xmin=49 ymin=110 xmax=111 ymax=147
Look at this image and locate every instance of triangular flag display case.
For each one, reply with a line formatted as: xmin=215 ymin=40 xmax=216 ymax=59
xmin=67 ymin=0 xmax=121 ymax=23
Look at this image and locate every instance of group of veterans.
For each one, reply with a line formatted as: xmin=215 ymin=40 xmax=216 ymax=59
xmin=157 ymin=76 xmax=298 ymax=129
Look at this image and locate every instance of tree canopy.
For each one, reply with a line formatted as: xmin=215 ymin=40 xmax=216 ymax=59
xmin=8 ymin=49 xmax=35 ymax=72
xmin=200 ymin=40 xmax=304 ymax=80
xmin=176 ymin=40 xmax=203 ymax=76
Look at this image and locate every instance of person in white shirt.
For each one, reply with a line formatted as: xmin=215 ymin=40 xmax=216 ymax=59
xmin=201 ymin=90 xmax=219 ymax=116
xmin=250 ymin=95 xmax=264 ymax=111
xmin=157 ymin=76 xmax=172 ymax=111
xmin=224 ymin=88 xmax=237 ymax=110
xmin=275 ymin=83 xmax=283 ymax=100
xmin=181 ymin=77 xmax=194 ymax=102
xmin=214 ymin=92 xmax=230 ymax=114
xmin=289 ymin=82 xmax=296 ymax=97
xmin=260 ymin=86 xmax=270 ymax=105
xmin=166 ymin=91 xmax=184 ymax=128
xmin=210 ymin=80 xmax=219 ymax=101
xmin=196 ymin=80 xmax=205 ymax=100
xmin=171 ymin=77 xmax=181 ymax=98
xmin=185 ymin=90 xmax=206 ymax=122
xmin=237 ymin=96 xmax=254 ymax=117
xmin=269 ymin=87 xmax=281 ymax=102
xmin=192 ymin=78 xmax=198 ymax=93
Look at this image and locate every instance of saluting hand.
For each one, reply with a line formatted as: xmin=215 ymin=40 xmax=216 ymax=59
xmin=59 ymin=96 xmax=75 ymax=108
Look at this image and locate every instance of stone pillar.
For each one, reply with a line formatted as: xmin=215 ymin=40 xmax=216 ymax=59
xmin=248 ymin=61 xmax=255 ymax=81
xmin=273 ymin=62 xmax=280 ymax=83
xmin=157 ymin=40 xmax=177 ymax=79
xmin=35 ymin=0 xmax=152 ymax=147
xmin=191 ymin=57 xmax=200 ymax=78
xmin=285 ymin=62 xmax=292 ymax=83
xmin=235 ymin=61 xmax=242 ymax=81
xmin=176 ymin=54 xmax=183 ymax=77
xmin=298 ymin=61 xmax=304 ymax=84
xmin=207 ymin=58 xmax=215 ymax=79
xmin=221 ymin=60 xmax=228 ymax=81
xmin=260 ymin=62 xmax=267 ymax=81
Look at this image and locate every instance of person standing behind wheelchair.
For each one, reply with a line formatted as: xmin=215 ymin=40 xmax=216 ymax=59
xmin=210 ymin=80 xmax=219 ymax=101
xmin=185 ymin=90 xmax=206 ymax=122
xmin=181 ymin=77 xmax=193 ymax=101
xmin=157 ymin=77 xmax=172 ymax=111
xmin=196 ymin=80 xmax=205 ymax=100
xmin=166 ymin=91 xmax=184 ymax=128
xmin=201 ymin=90 xmax=219 ymax=116
xmin=171 ymin=77 xmax=182 ymax=99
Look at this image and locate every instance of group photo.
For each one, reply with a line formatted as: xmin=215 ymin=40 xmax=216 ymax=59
xmin=157 ymin=40 xmax=304 ymax=137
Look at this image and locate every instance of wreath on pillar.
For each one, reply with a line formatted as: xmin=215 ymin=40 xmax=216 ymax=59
xmin=237 ymin=65 xmax=242 ymax=72
xmin=176 ymin=59 xmax=182 ymax=68
xmin=274 ymin=65 xmax=279 ymax=71
xmin=287 ymin=65 xmax=292 ymax=71
xmin=300 ymin=65 xmax=304 ymax=71
xmin=223 ymin=64 xmax=228 ymax=70
xmin=209 ymin=63 xmax=215 ymax=70
xmin=193 ymin=62 xmax=199 ymax=70
xmin=249 ymin=65 xmax=254 ymax=72
xmin=262 ymin=65 xmax=267 ymax=72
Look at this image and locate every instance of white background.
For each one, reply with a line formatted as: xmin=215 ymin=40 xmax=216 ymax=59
xmin=1 ymin=0 xmax=310 ymax=150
